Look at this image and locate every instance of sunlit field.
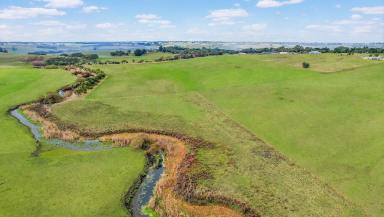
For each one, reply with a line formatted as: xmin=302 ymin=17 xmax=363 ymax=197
xmin=0 ymin=62 xmax=145 ymax=217
xmin=52 ymin=54 xmax=384 ymax=216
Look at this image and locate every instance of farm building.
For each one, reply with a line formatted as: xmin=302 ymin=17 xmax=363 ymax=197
xmin=364 ymin=56 xmax=384 ymax=61
xmin=308 ymin=51 xmax=321 ymax=54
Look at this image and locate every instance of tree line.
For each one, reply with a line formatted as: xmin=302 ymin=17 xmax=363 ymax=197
xmin=110 ymin=49 xmax=147 ymax=56
xmin=158 ymin=46 xmax=237 ymax=58
xmin=239 ymin=45 xmax=384 ymax=54
xmin=110 ymin=50 xmax=131 ymax=56
xmin=0 ymin=47 xmax=8 ymax=53
xmin=44 ymin=53 xmax=99 ymax=66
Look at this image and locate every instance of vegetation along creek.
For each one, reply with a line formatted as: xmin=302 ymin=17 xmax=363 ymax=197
xmin=8 ymin=66 xmax=164 ymax=217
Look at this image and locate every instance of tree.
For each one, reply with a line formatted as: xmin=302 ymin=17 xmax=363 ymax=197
xmin=334 ymin=46 xmax=350 ymax=53
xmin=111 ymin=50 xmax=130 ymax=56
xmin=70 ymin=52 xmax=85 ymax=58
xmin=0 ymin=47 xmax=8 ymax=53
xmin=302 ymin=62 xmax=310 ymax=68
xmin=84 ymin=54 xmax=99 ymax=60
xmin=134 ymin=49 xmax=147 ymax=56
xmin=292 ymin=45 xmax=305 ymax=53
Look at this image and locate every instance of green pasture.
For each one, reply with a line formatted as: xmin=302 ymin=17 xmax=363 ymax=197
xmin=97 ymin=52 xmax=175 ymax=63
xmin=0 ymin=63 xmax=145 ymax=217
xmin=53 ymin=54 xmax=384 ymax=216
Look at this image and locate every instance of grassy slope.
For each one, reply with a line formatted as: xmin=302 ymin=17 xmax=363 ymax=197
xmin=52 ymin=54 xmax=383 ymax=216
xmin=205 ymin=62 xmax=384 ymax=216
xmin=0 ymin=63 xmax=145 ymax=217
xmin=256 ymin=53 xmax=378 ymax=72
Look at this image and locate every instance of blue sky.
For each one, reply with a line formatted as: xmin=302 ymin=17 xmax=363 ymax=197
xmin=0 ymin=0 xmax=383 ymax=42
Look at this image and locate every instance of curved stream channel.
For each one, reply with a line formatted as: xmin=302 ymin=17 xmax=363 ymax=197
xmin=10 ymin=108 xmax=164 ymax=217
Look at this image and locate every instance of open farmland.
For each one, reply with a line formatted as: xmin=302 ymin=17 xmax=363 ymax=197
xmin=97 ymin=52 xmax=176 ymax=63
xmin=0 ymin=62 xmax=145 ymax=217
xmin=51 ymin=54 xmax=384 ymax=216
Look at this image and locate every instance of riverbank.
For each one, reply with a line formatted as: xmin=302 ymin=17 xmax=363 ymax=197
xmin=10 ymin=65 xmax=247 ymax=217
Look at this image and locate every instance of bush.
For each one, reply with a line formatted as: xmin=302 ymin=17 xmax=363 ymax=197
xmin=134 ymin=49 xmax=147 ymax=56
xmin=302 ymin=62 xmax=310 ymax=68
xmin=72 ymin=67 xmax=106 ymax=94
xmin=39 ymin=92 xmax=63 ymax=104
xmin=111 ymin=50 xmax=130 ymax=56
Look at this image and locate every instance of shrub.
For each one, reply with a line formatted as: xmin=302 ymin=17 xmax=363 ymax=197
xmin=302 ymin=62 xmax=310 ymax=68
xmin=111 ymin=50 xmax=130 ymax=56
xmin=31 ymin=60 xmax=46 ymax=68
xmin=134 ymin=49 xmax=147 ymax=56
xmin=72 ymin=67 xmax=106 ymax=94
xmin=39 ymin=92 xmax=63 ymax=104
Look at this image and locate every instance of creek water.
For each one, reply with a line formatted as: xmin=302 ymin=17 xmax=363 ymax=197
xmin=10 ymin=108 xmax=164 ymax=217
xmin=10 ymin=109 xmax=108 ymax=151
xmin=58 ymin=90 xmax=65 ymax=97
xmin=130 ymin=160 xmax=164 ymax=217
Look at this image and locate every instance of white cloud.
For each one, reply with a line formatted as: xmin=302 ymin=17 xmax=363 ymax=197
xmin=35 ymin=20 xmax=64 ymax=26
xmin=306 ymin=14 xmax=384 ymax=37
xmin=0 ymin=6 xmax=65 ymax=19
xmin=305 ymin=24 xmax=341 ymax=33
xmin=186 ymin=27 xmax=208 ymax=35
xmin=207 ymin=8 xmax=248 ymax=25
xmin=95 ymin=22 xmax=122 ymax=29
xmin=35 ymin=20 xmax=86 ymax=30
xmin=135 ymin=14 xmax=175 ymax=28
xmin=335 ymin=4 xmax=341 ymax=9
xmin=353 ymin=25 xmax=375 ymax=34
xmin=136 ymin=14 xmax=161 ymax=23
xmin=43 ymin=0 xmax=83 ymax=9
xmin=242 ymin=23 xmax=267 ymax=32
xmin=351 ymin=14 xmax=362 ymax=20
xmin=351 ymin=6 xmax=384 ymax=15
xmin=82 ymin=5 xmax=106 ymax=13
xmin=256 ymin=0 xmax=304 ymax=8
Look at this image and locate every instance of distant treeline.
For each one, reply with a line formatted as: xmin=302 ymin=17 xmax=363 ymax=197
xmin=110 ymin=50 xmax=131 ymax=56
xmin=239 ymin=45 xmax=384 ymax=54
xmin=28 ymin=51 xmax=63 ymax=55
xmin=45 ymin=53 xmax=99 ymax=66
xmin=159 ymin=46 xmax=237 ymax=59
xmin=0 ymin=47 xmax=8 ymax=53
xmin=158 ymin=45 xmax=384 ymax=56
xmin=110 ymin=49 xmax=148 ymax=56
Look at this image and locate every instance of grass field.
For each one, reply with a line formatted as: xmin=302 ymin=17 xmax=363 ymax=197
xmin=0 ymin=63 xmax=145 ymax=217
xmin=256 ymin=53 xmax=379 ymax=72
xmin=0 ymin=53 xmax=31 ymax=67
xmin=52 ymin=54 xmax=384 ymax=216
xmin=98 ymin=52 xmax=175 ymax=63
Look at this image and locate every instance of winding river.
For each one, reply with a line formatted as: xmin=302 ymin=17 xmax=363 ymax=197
xmin=10 ymin=108 xmax=163 ymax=217
xmin=130 ymin=160 xmax=164 ymax=217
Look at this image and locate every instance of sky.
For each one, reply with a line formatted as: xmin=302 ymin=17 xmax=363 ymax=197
xmin=0 ymin=0 xmax=383 ymax=42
